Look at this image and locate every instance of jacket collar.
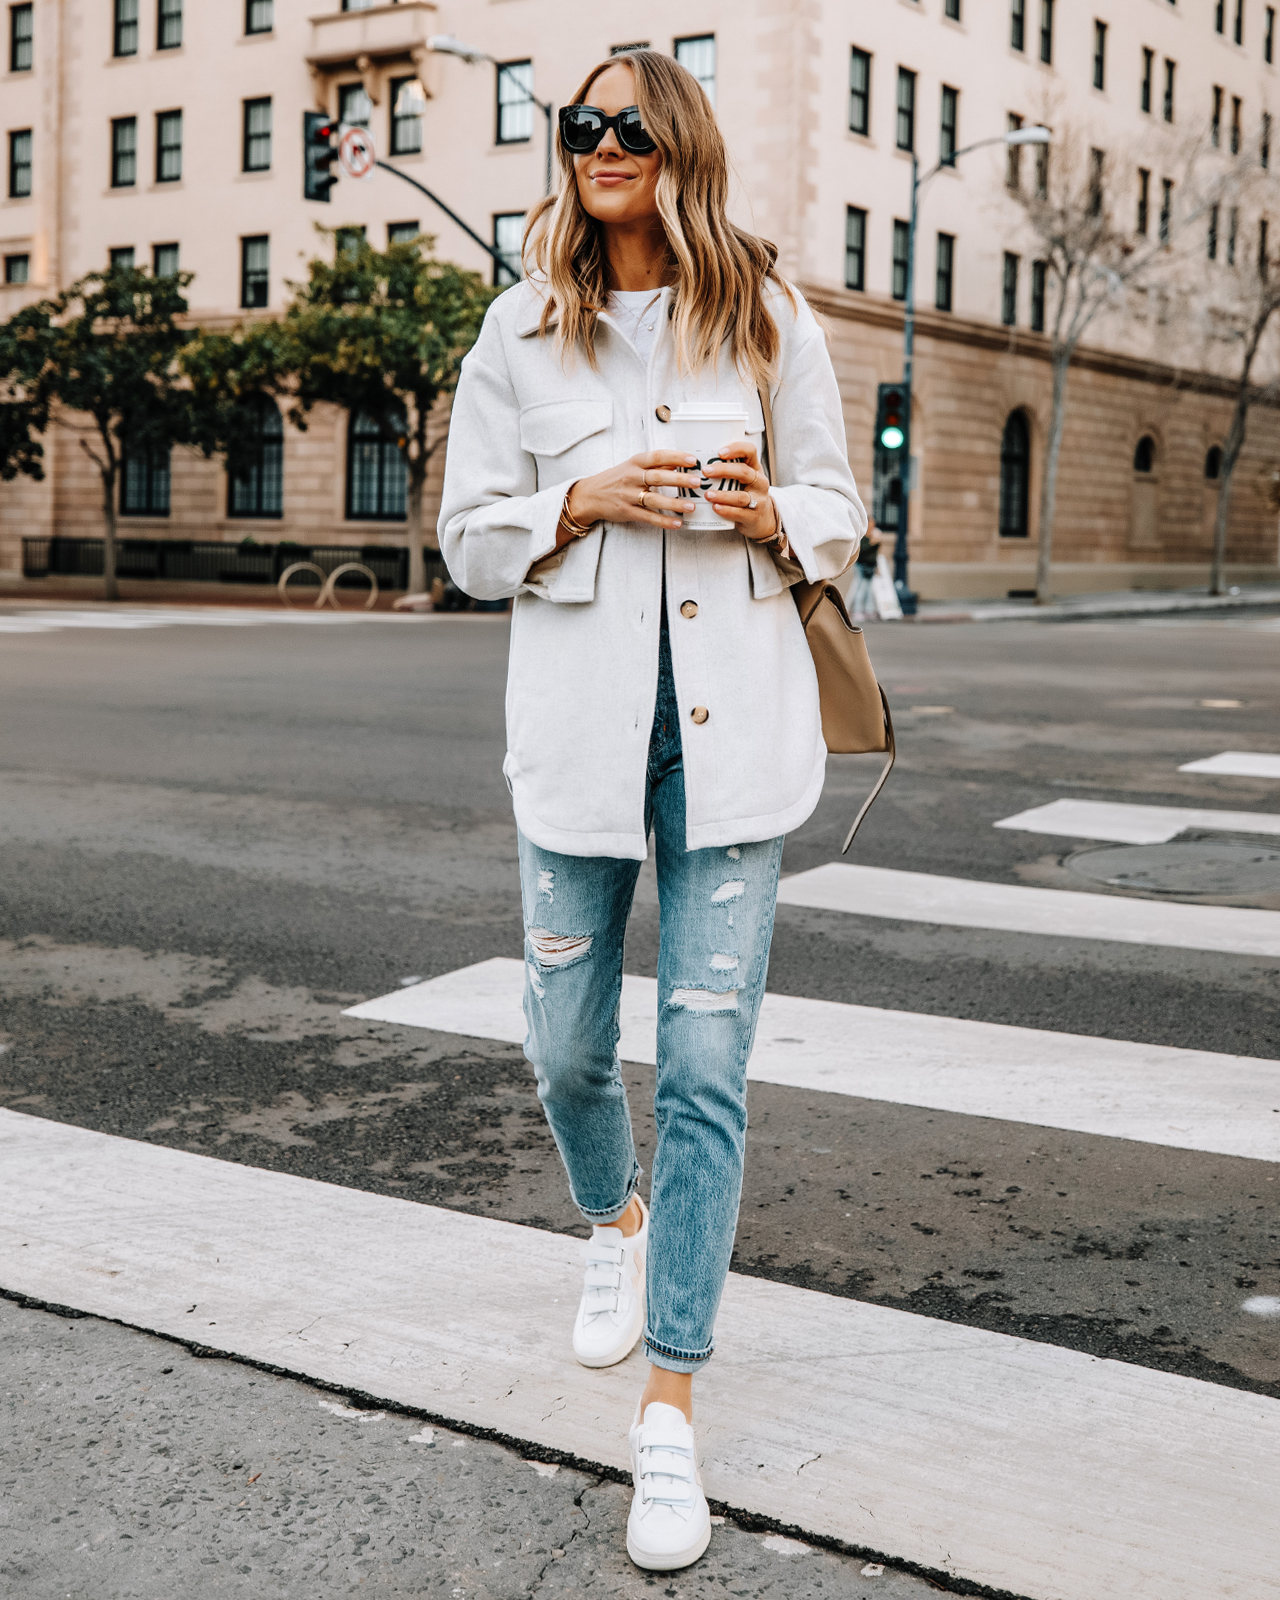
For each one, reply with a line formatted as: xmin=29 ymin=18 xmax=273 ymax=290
xmin=513 ymin=280 xmax=674 ymax=338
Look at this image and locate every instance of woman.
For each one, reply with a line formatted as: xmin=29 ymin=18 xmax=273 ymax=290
xmin=440 ymin=49 xmax=864 ymax=1573
xmin=851 ymin=517 xmax=883 ymax=620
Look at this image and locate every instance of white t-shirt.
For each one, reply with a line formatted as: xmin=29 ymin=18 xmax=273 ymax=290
xmin=606 ymin=289 xmax=664 ymax=365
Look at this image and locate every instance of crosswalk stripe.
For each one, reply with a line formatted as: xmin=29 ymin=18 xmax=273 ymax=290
xmin=343 ymin=959 xmax=1280 ymax=1163
xmin=2 ymin=1108 xmax=1274 ymax=1600
xmin=0 ymin=607 xmax=403 ymax=634
xmin=1179 ymin=751 xmax=1280 ymax=778
xmin=775 ymin=861 xmax=1280 ymax=957
xmin=994 ymin=797 xmax=1280 ymax=844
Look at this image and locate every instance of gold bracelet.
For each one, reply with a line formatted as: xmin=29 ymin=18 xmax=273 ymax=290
xmin=559 ymin=492 xmax=594 ymax=539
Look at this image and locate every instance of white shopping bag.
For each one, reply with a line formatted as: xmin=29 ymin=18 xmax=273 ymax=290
xmin=872 ymin=552 xmax=903 ymax=620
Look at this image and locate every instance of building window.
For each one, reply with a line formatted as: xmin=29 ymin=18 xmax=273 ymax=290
xmin=674 ymin=35 xmax=716 ymax=108
xmin=243 ymin=97 xmax=272 ymax=171
xmin=111 ymin=117 xmax=136 ymax=187
xmin=1002 ymin=252 xmax=1019 ymax=325
xmin=1035 ymin=140 xmax=1049 ymax=198
xmin=1216 ymin=1 xmax=1225 ymax=32
xmin=940 ymin=85 xmax=958 ymax=166
xmin=1264 ymin=112 xmax=1272 ymax=167
xmin=1137 ymin=168 xmax=1151 ymax=235
xmin=10 ymin=3 xmax=33 ymax=71
xmin=335 ymin=225 xmax=365 ymax=259
xmin=1160 ymin=178 xmax=1173 ymax=243
xmin=999 ymin=412 xmax=1030 ymax=536
xmin=228 ymin=396 xmax=284 ymax=518
xmin=496 ymin=60 xmax=534 ymax=144
xmin=1212 ymin=86 xmax=1223 ymax=147
xmin=245 ymin=0 xmax=272 ymax=34
xmin=1030 ymin=260 xmax=1047 ymax=331
xmin=241 ymin=235 xmax=269 ymax=308
xmin=1236 ymin=0 xmax=1245 ymax=46
xmin=347 ymin=410 xmax=407 ymax=521
xmin=1006 ymin=112 xmax=1023 ymax=188
xmin=156 ymin=111 xmax=182 ymax=184
xmin=610 ymin=42 xmax=650 ymax=55
xmin=390 ymin=77 xmax=423 ymax=155
xmin=1232 ymin=95 xmax=1242 ymax=153
xmin=158 ymin=0 xmax=181 ymax=49
xmin=844 ymin=207 xmax=867 ymax=290
xmin=1089 ymin=148 xmax=1104 ymax=216
xmin=1011 ymin=0 xmax=1025 ymax=52
xmin=113 ymin=0 xmax=137 ymax=56
xmin=1093 ymin=20 xmax=1106 ymax=90
xmin=1040 ymin=0 xmax=1054 ymax=65
xmin=109 ymin=246 xmax=135 ymax=269
xmin=1261 ymin=218 xmax=1270 ymax=276
xmin=1268 ymin=7 xmax=1275 ymax=63
xmin=387 ymin=222 xmax=419 ymax=245
xmin=153 ymin=242 xmax=179 ymax=276
xmin=492 ymin=212 xmax=525 ymax=287
xmin=338 ymin=83 xmax=372 ymax=129
xmin=8 ymin=128 xmax=32 ymax=197
xmin=945 ymin=0 xmax=961 ymax=17
xmin=1163 ymin=59 xmax=1176 ymax=123
xmin=892 ymin=219 xmax=910 ymax=300
xmin=1209 ymin=203 xmax=1220 ymax=259
xmin=896 ymin=68 xmax=916 ymax=151
xmin=1141 ymin=49 xmax=1153 ymax=114
xmin=120 ymin=445 xmax=170 ymax=516
xmin=935 ymin=232 xmax=954 ymax=311
xmin=1229 ymin=206 xmax=1239 ymax=264
xmin=1133 ymin=435 xmax=1155 ymax=474
xmin=5 ymin=252 xmax=30 ymax=283
xmin=849 ymin=47 xmax=871 ymax=135
xmin=1205 ymin=446 xmax=1222 ymax=480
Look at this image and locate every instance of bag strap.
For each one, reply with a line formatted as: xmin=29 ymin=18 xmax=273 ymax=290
xmin=758 ymin=381 xmax=778 ymax=488
xmin=841 ymin=689 xmax=896 ymax=855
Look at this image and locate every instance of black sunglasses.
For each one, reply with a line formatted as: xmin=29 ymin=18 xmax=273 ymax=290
xmin=559 ymin=104 xmax=657 ymax=156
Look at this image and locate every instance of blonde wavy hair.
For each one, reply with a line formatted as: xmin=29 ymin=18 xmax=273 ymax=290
xmin=524 ymin=50 xmax=793 ymax=385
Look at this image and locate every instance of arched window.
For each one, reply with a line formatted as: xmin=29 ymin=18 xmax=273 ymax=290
xmin=228 ymin=396 xmax=284 ymax=518
xmin=1204 ymin=445 xmax=1223 ymax=480
xmin=346 ymin=409 xmax=407 ymax=521
xmin=999 ymin=410 xmax=1030 ymax=538
xmin=1133 ymin=434 xmax=1156 ymax=473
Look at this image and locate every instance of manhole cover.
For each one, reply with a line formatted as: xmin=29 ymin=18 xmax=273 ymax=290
xmin=1065 ymin=841 xmax=1280 ymax=896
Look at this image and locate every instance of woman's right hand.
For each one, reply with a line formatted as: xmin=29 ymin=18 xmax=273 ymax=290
xmin=559 ymin=451 xmax=703 ymax=543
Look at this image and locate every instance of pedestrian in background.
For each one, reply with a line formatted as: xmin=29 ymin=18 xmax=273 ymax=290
xmin=440 ymin=48 xmax=864 ymax=1573
xmin=850 ymin=518 xmax=882 ymax=621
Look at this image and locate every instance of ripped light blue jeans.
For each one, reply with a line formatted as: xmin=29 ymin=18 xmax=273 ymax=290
xmin=518 ymin=615 xmax=784 ymax=1373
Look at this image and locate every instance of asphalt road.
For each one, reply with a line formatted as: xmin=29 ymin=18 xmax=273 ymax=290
xmin=2 ymin=605 xmax=1278 ymax=1595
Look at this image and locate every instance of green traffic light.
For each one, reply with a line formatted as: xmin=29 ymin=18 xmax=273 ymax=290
xmin=880 ymin=425 xmax=905 ymax=450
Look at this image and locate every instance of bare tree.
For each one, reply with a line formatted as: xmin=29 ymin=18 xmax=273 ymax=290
xmin=1006 ymin=125 xmax=1222 ymax=601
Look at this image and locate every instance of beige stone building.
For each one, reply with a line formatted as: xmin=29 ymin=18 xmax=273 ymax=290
xmin=3 ymin=0 xmax=1279 ymax=595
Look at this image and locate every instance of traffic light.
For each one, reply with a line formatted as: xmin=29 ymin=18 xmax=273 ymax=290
xmin=875 ymin=383 xmax=908 ymax=453
xmin=304 ymin=112 xmax=338 ymax=202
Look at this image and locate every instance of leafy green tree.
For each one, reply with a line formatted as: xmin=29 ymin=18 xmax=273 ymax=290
xmin=278 ymin=232 xmax=496 ymax=595
xmin=0 ymin=266 xmax=195 ymax=600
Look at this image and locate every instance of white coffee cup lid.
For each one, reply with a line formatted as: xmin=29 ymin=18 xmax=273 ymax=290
xmin=669 ymin=401 xmax=749 ymax=419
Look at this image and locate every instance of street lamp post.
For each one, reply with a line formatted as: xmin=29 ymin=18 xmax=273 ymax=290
xmin=429 ymin=34 xmax=555 ymax=198
xmin=895 ymin=125 xmax=1050 ymax=605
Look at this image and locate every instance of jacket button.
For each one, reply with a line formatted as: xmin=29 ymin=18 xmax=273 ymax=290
xmin=690 ymin=706 xmax=709 ymax=724
xmin=655 ymin=404 xmax=672 ymax=423
xmin=679 ymin=600 xmax=698 ymax=619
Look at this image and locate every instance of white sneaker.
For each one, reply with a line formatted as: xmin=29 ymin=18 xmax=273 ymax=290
xmin=571 ymin=1195 xmax=647 ymax=1368
xmin=626 ymin=1399 xmax=712 ymax=1571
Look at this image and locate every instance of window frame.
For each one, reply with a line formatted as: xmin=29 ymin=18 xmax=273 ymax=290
xmin=674 ymin=34 xmax=716 ymax=108
xmin=1001 ymin=251 xmax=1020 ymax=326
xmin=935 ymin=232 xmax=954 ymax=312
xmin=945 ymin=0 xmax=961 ymax=18
xmin=389 ymin=75 xmax=423 ymax=155
xmin=940 ymin=84 xmax=958 ymax=166
xmin=1011 ymin=0 xmax=1026 ymax=53
xmin=1138 ymin=167 xmax=1151 ymax=235
xmin=227 ymin=395 xmax=284 ymax=520
xmin=120 ymin=443 xmax=170 ymax=518
xmin=1030 ymin=260 xmax=1047 ymax=332
xmin=1093 ymin=20 xmax=1106 ymax=91
xmin=242 ymin=96 xmax=272 ymax=173
xmin=1216 ymin=1 xmax=1226 ymax=33
xmin=845 ymin=206 xmax=867 ymax=291
xmin=155 ymin=110 xmax=182 ymax=184
xmin=113 ymin=0 xmax=138 ymax=58
xmin=999 ymin=410 xmax=1031 ymax=538
xmin=1209 ymin=203 xmax=1220 ymax=260
xmin=4 ymin=251 xmax=30 ymax=284
xmin=240 ymin=234 xmax=269 ymax=309
xmin=1039 ymin=0 xmax=1054 ymax=65
xmin=1163 ymin=59 xmax=1176 ymax=124
xmin=10 ymin=3 xmax=33 ymax=72
xmin=245 ymin=0 xmax=273 ymax=35
xmin=1236 ymin=0 xmax=1245 ymax=47
xmin=1141 ymin=49 xmax=1153 ymax=115
xmin=1268 ymin=7 xmax=1275 ymax=64
xmin=891 ymin=218 xmax=910 ymax=301
xmin=896 ymin=67 xmax=916 ymax=152
xmin=387 ymin=221 xmax=421 ymax=246
xmin=1263 ymin=111 xmax=1272 ymax=168
xmin=152 ymin=242 xmax=179 ymax=277
xmin=492 ymin=211 xmax=526 ymax=287
xmin=1089 ymin=148 xmax=1104 ymax=216
xmin=110 ymin=116 xmax=137 ymax=188
xmin=848 ymin=47 xmax=871 ymax=136
xmin=495 ymin=59 xmax=534 ymax=146
xmin=345 ymin=409 xmax=408 ymax=523
xmin=1212 ymin=86 xmax=1223 ymax=147
xmin=108 ymin=246 xmax=135 ymax=271
xmin=8 ymin=127 xmax=32 ymax=198
xmin=337 ymin=82 xmax=372 ymax=130
xmin=157 ymin=0 xmax=182 ymax=51
xmin=1006 ymin=112 xmax=1024 ymax=188
xmin=1159 ymin=178 xmax=1173 ymax=244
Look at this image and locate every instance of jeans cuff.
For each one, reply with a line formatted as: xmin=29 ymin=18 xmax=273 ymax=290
xmin=643 ymin=1333 xmax=713 ymax=1374
xmin=574 ymin=1161 xmax=642 ymax=1226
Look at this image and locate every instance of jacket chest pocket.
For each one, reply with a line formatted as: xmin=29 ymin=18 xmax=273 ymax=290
xmin=519 ymin=398 xmax=614 ymax=489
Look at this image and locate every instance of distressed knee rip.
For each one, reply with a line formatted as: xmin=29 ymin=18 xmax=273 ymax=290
xmin=537 ymin=869 xmax=555 ymax=903
xmin=527 ymin=928 xmax=593 ymax=970
xmin=709 ymin=953 xmax=739 ymax=971
xmin=711 ymin=879 xmax=745 ymax=905
xmin=669 ymin=986 xmax=740 ymax=1014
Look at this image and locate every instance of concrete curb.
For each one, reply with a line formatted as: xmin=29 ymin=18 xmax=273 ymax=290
xmin=910 ymin=585 xmax=1280 ymax=624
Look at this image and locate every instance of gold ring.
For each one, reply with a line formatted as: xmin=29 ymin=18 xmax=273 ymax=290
xmin=642 ymin=469 xmax=652 ymax=488
xmin=638 ymin=490 xmax=647 ymax=509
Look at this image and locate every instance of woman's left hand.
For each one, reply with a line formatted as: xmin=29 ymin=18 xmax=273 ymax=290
xmin=703 ymin=441 xmax=780 ymax=544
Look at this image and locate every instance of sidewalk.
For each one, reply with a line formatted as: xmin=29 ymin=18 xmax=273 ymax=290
xmin=912 ymin=581 xmax=1280 ymax=624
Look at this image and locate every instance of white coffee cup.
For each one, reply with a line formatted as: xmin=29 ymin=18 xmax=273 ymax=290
xmin=662 ymin=401 xmax=750 ymax=531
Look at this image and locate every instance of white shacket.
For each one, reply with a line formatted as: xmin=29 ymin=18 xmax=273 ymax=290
xmin=438 ymin=278 xmax=866 ymax=861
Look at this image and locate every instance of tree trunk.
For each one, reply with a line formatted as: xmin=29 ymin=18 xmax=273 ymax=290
xmin=1034 ymin=350 xmax=1071 ymax=604
xmin=101 ymin=465 xmax=120 ymax=602
xmin=406 ymin=458 xmax=427 ymax=597
xmin=1210 ymin=387 xmax=1250 ymax=597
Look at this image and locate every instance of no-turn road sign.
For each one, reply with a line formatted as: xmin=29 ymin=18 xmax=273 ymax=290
xmin=338 ymin=125 xmax=376 ymax=181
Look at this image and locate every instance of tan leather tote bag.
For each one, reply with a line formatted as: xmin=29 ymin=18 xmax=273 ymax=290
xmin=758 ymin=385 xmax=896 ymax=853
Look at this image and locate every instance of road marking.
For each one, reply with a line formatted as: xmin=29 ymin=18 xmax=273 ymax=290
xmin=1 ymin=1109 xmax=1274 ymax=1600
xmin=0 ymin=607 xmax=406 ymax=634
xmin=344 ymin=959 xmax=1280 ymax=1162
xmin=994 ymin=797 xmax=1280 ymax=844
xmin=776 ymin=861 xmax=1280 ymax=958
xmin=1179 ymin=751 xmax=1280 ymax=779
